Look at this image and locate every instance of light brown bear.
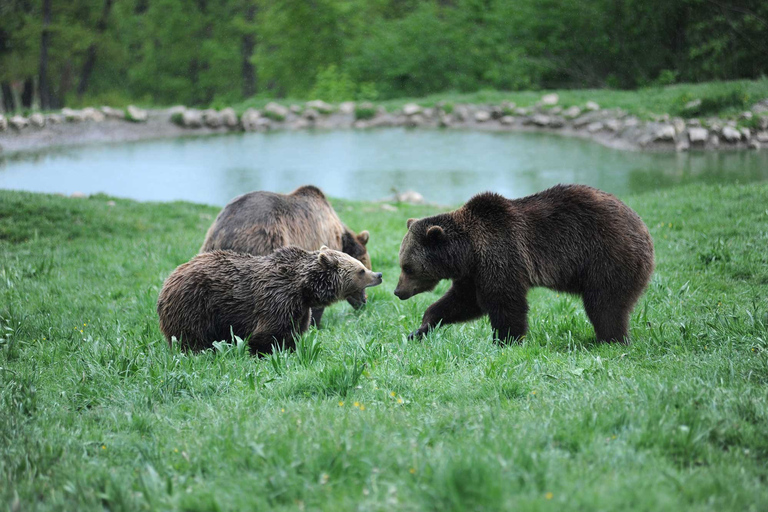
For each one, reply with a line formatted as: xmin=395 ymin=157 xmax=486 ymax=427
xmin=157 ymin=246 xmax=382 ymax=353
xmin=394 ymin=184 xmax=654 ymax=343
xmin=200 ymin=185 xmax=371 ymax=327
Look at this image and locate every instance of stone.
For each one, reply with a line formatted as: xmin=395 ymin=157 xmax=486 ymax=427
xmin=126 ymin=105 xmax=148 ymax=122
xmin=550 ymin=106 xmax=562 ymax=115
xmin=438 ymin=114 xmax=454 ymax=128
xmin=739 ymin=111 xmax=753 ymax=120
xmin=289 ymin=105 xmax=302 ymax=114
xmin=708 ymin=134 xmax=720 ymax=147
xmin=755 ymin=131 xmax=768 ymax=143
xmin=369 ymin=115 xmax=395 ymax=128
xmin=46 ymin=114 xmax=63 ymax=124
xmin=403 ymin=103 xmax=422 ymax=116
xmin=302 ymin=108 xmax=319 ymax=121
xmin=422 ymin=108 xmax=435 ymax=119
xmin=549 ymin=116 xmax=565 ymax=128
xmin=395 ymin=190 xmax=424 ymax=204
xmin=748 ymin=140 xmax=761 ymax=150
xmin=687 ymin=127 xmax=708 ymax=144
xmin=182 ymin=109 xmax=204 ymax=128
xmin=220 ymin=108 xmax=239 ymax=128
xmin=70 ymin=192 xmax=87 ymax=198
xmin=675 ymin=138 xmax=690 ymax=152
xmin=490 ymin=106 xmax=504 ymax=120
xmin=739 ymin=128 xmax=751 ymax=141
xmin=291 ymin=118 xmax=310 ymax=130
xmin=62 ymin=108 xmax=85 ymax=122
xmin=759 ymin=116 xmax=768 ymax=130
xmin=501 ymin=101 xmax=516 ymax=111
xmin=653 ymin=124 xmax=676 ymax=141
xmin=474 ymin=110 xmax=491 ymax=123
xmin=587 ymin=121 xmax=604 ymax=133
xmin=404 ymin=114 xmax=425 ymax=127
xmin=686 ymin=118 xmax=701 ymax=127
xmin=623 ymin=116 xmax=640 ymax=128
xmin=9 ymin=115 xmax=28 ymax=130
xmin=604 ymin=119 xmax=622 ymax=132
xmin=453 ymin=105 xmax=469 ymax=121
xmin=0 ymin=114 xmax=7 ymax=131
xmin=541 ymin=93 xmax=559 ymax=106
xmin=585 ymin=101 xmax=600 ymax=111
xmin=202 ymin=109 xmax=222 ymax=128
xmin=339 ymin=101 xmax=356 ymax=115
xmin=562 ymin=106 xmax=581 ymax=119
xmin=82 ymin=107 xmax=105 ymax=122
xmin=353 ymin=120 xmax=368 ymax=129
xmin=683 ymin=98 xmax=702 ymax=111
xmin=721 ymin=126 xmax=741 ymax=143
xmin=28 ymin=113 xmax=45 ymax=128
xmin=513 ymin=107 xmax=530 ymax=116
xmin=532 ymin=114 xmax=551 ymax=127
xmin=264 ymin=102 xmax=289 ymax=120
xmin=240 ymin=109 xmax=262 ymax=131
xmin=499 ymin=115 xmax=515 ymax=126
xmin=306 ymin=100 xmax=333 ymax=114
xmin=672 ymin=118 xmax=686 ymax=134
xmin=381 ymin=204 xmax=397 ymax=212
xmin=101 ymin=106 xmax=126 ymax=119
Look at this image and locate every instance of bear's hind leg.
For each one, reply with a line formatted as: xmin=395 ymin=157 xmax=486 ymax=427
xmin=310 ymin=307 xmax=325 ymax=328
xmin=582 ymin=293 xmax=630 ymax=343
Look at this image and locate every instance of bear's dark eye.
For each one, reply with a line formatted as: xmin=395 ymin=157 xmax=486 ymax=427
xmin=402 ymin=265 xmax=413 ymax=275
xmin=358 ymin=269 xmax=365 ymax=276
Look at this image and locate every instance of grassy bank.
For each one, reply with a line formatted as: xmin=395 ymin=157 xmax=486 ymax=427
xmin=1 ymin=184 xmax=767 ymax=511
xmin=226 ymin=79 xmax=768 ymax=121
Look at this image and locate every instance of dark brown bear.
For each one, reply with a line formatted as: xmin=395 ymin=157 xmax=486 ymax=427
xmin=200 ymin=185 xmax=372 ymax=327
xmin=394 ymin=184 xmax=654 ymax=343
xmin=157 ymin=246 xmax=382 ymax=353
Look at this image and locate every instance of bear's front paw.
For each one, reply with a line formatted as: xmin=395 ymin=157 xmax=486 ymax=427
xmin=407 ymin=327 xmax=427 ymax=341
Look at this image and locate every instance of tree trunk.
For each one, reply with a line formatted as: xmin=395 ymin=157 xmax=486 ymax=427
xmin=241 ymin=3 xmax=257 ymax=98
xmin=77 ymin=0 xmax=114 ymax=98
xmin=39 ymin=0 xmax=52 ymax=110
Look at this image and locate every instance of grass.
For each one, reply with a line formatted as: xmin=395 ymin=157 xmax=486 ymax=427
xmin=1 ymin=183 xmax=768 ymax=511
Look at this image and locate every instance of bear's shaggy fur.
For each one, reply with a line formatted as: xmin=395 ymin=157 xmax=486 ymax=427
xmin=200 ymin=185 xmax=372 ymax=327
xmin=394 ymin=184 xmax=654 ymax=343
xmin=157 ymin=246 xmax=382 ymax=353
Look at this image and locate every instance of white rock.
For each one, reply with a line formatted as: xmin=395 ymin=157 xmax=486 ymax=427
xmin=550 ymin=106 xmax=562 ymax=115
xmin=240 ymin=108 xmax=261 ymax=131
xmin=202 ymin=109 xmax=222 ymax=128
xmin=264 ymin=102 xmax=289 ymax=119
xmin=585 ymin=101 xmax=600 ymax=111
xmin=9 ymin=115 xmax=29 ymax=130
xmin=291 ymin=118 xmax=310 ymax=130
xmin=683 ymin=99 xmax=702 ymax=111
xmin=563 ymin=106 xmax=581 ymax=118
xmin=499 ymin=115 xmax=515 ymax=125
xmin=708 ymin=134 xmax=720 ymax=147
xmin=404 ymin=114 xmax=425 ymax=127
xmin=654 ymin=124 xmax=676 ymax=141
xmin=381 ymin=204 xmax=397 ymax=212
xmin=748 ymin=140 xmax=761 ymax=150
xmin=289 ymin=105 xmax=302 ymax=114
xmin=532 ymin=114 xmax=551 ymax=126
xmin=101 ymin=106 xmax=126 ymax=119
xmin=339 ymin=101 xmax=356 ymax=115
xmin=605 ymin=119 xmax=622 ymax=132
xmin=453 ymin=105 xmax=469 ymax=121
xmin=756 ymin=131 xmax=768 ymax=143
xmin=474 ymin=110 xmax=491 ymax=122
xmin=219 ymin=108 xmax=239 ymax=128
xmin=29 ymin=113 xmax=45 ymax=128
xmin=182 ymin=109 xmax=203 ymax=128
xmin=739 ymin=128 xmax=751 ymax=141
xmin=306 ymin=100 xmax=333 ymax=114
xmin=396 ymin=190 xmax=424 ymax=204
xmin=126 ymin=105 xmax=147 ymax=122
xmin=672 ymin=118 xmax=685 ymax=134
xmin=402 ymin=103 xmax=422 ymax=116
xmin=721 ymin=126 xmax=741 ymax=143
xmin=0 ymin=114 xmax=7 ymax=131
xmin=623 ymin=116 xmax=640 ymax=128
xmin=675 ymin=138 xmax=690 ymax=152
xmin=438 ymin=114 xmax=453 ymax=128
xmin=541 ymin=93 xmax=559 ymax=106
xmin=586 ymin=121 xmax=604 ymax=133
xmin=70 ymin=192 xmax=87 ymax=198
xmin=739 ymin=111 xmax=753 ymax=120
xmin=62 ymin=108 xmax=85 ymax=122
xmin=46 ymin=113 xmax=63 ymax=124
xmin=687 ymin=127 xmax=708 ymax=144
xmin=82 ymin=107 xmax=105 ymax=122
xmin=302 ymin=109 xmax=319 ymax=121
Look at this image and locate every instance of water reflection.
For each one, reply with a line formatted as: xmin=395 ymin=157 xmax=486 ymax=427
xmin=2 ymin=129 xmax=767 ymax=205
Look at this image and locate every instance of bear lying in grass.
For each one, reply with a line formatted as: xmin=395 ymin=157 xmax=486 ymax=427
xmin=200 ymin=185 xmax=372 ymax=327
xmin=394 ymin=184 xmax=654 ymax=343
xmin=157 ymin=246 xmax=382 ymax=353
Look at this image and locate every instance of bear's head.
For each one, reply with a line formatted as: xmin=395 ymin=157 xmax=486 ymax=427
xmin=342 ymin=229 xmax=372 ymax=270
xmin=394 ymin=215 xmax=471 ymax=300
xmin=311 ymin=246 xmax=382 ymax=308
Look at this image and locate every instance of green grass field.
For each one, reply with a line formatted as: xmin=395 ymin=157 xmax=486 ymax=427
xmin=1 ymin=183 xmax=767 ymax=511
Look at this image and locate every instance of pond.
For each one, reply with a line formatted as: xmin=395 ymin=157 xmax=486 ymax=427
xmin=2 ymin=129 xmax=767 ymax=205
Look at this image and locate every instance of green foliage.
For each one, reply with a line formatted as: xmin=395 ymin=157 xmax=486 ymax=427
xmin=309 ymin=64 xmax=356 ymax=103
xmin=354 ymin=103 xmax=376 ymax=120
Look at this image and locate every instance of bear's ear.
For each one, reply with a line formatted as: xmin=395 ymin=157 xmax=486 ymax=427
xmin=426 ymin=225 xmax=445 ymax=243
xmin=318 ymin=251 xmax=335 ymax=267
xmin=319 ymin=245 xmax=330 ymax=252
xmin=358 ymin=231 xmax=369 ymax=246
xmin=407 ymin=218 xmax=417 ymax=229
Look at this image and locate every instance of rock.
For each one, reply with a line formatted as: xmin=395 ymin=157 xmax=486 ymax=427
xmin=101 ymin=106 xmax=126 ymax=119
xmin=474 ymin=110 xmax=491 ymax=123
xmin=422 ymin=107 xmax=435 ymax=119
xmin=753 ymin=99 xmax=768 ymax=113
xmin=395 ymin=190 xmax=424 ymax=204
xmin=339 ymin=101 xmax=356 ymax=115
xmin=353 ymin=120 xmax=368 ymax=129
xmin=587 ymin=121 xmax=604 ymax=133
xmin=541 ymin=93 xmax=559 ymax=106
xmin=721 ymin=126 xmax=741 ymax=143
xmin=453 ymin=105 xmax=469 ymax=121
xmin=291 ymin=118 xmax=311 ymax=130
xmin=302 ymin=108 xmax=319 ymax=121
xmin=201 ymin=109 xmax=222 ymax=128
xmin=532 ymin=114 xmax=550 ymax=127
xmin=739 ymin=111 xmax=753 ymax=120
xmin=499 ymin=115 xmax=515 ymax=126
xmin=755 ymin=131 xmax=768 ymax=143
xmin=748 ymin=140 xmax=761 ymax=150
xmin=623 ymin=116 xmax=640 ymax=128
xmin=0 ymin=114 xmax=7 ymax=131
xmin=46 ymin=113 xmax=63 ymax=124
xmin=513 ymin=107 xmax=530 ymax=116
xmin=29 ymin=113 xmax=45 ymax=128
xmin=653 ymin=124 xmax=676 ymax=141
xmin=759 ymin=116 xmax=768 ymax=130
xmin=107 ymin=201 xmax=116 ymax=207
xmin=585 ymin=101 xmax=600 ymax=111
xmin=381 ymin=204 xmax=397 ymax=212
xmin=289 ymin=105 xmax=302 ymax=114
xmin=126 ymin=105 xmax=148 ymax=122
xmin=604 ymin=119 xmax=622 ymax=132
xmin=675 ymin=138 xmax=690 ymax=152
xmin=404 ymin=114 xmax=425 ymax=127
xmin=501 ymin=101 xmax=516 ymax=111
xmin=70 ymin=192 xmax=87 ymax=198
xmin=739 ymin=128 xmax=751 ymax=141
xmin=264 ymin=102 xmax=289 ymax=120
xmin=550 ymin=106 xmax=562 ymax=115
xmin=549 ymin=116 xmax=566 ymax=128
xmin=62 ymin=108 xmax=85 ymax=122
xmin=490 ymin=106 xmax=504 ymax=120
xmin=403 ymin=103 xmax=422 ymax=116
xmin=306 ymin=100 xmax=333 ymax=114
xmin=181 ymin=109 xmax=204 ymax=128
xmin=240 ymin=109 xmax=262 ymax=131
xmin=686 ymin=118 xmax=701 ymax=127
xmin=9 ymin=115 xmax=29 ymax=130
xmin=438 ymin=114 xmax=453 ymax=128
xmin=672 ymin=118 xmax=686 ymax=134
xmin=562 ymin=106 xmax=581 ymax=119
xmin=368 ymin=115 xmax=396 ymax=128
xmin=82 ymin=107 xmax=105 ymax=122
xmin=683 ymin=98 xmax=702 ymax=111
xmin=220 ymin=108 xmax=239 ymax=129
xmin=708 ymin=134 xmax=720 ymax=147
xmin=687 ymin=127 xmax=708 ymax=144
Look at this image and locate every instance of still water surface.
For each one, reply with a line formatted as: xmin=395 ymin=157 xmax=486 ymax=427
xmin=2 ymin=129 xmax=767 ymax=205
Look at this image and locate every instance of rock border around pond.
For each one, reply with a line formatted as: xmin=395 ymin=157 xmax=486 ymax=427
xmin=1 ymin=97 xmax=767 ymax=155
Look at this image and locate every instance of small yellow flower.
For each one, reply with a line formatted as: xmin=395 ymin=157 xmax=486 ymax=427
xmin=174 ymin=448 xmax=178 ymax=453
xmin=83 ymin=323 xmax=87 ymax=326
xmin=531 ymin=391 xmax=537 ymax=395
xmin=101 ymin=445 xmax=106 ymax=450
xmin=545 ymin=492 xmax=553 ymax=500
xmin=80 ymin=330 xmax=83 ymax=333
xmin=359 ymin=404 xmax=366 ymax=411
xmin=409 ymin=467 xmax=416 ymax=474
xmin=397 ymin=398 xmax=404 ymax=404
xmin=281 ymin=408 xmax=285 ymax=413
xmin=338 ymin=401 xmax=344 ymax=407
xmin=390 ymin=391 xmax=396 ymax=397
xmin=354 ymin=401 xmax=360 ymax=408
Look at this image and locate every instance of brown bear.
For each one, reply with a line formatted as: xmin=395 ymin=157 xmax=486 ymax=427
xmin=200 ymin=185 xmax=372 ymax=327
xmin=157 ymin=246 xmax=383 ymax=353
xmin=394 ymin=184 xmax=654 ymax=343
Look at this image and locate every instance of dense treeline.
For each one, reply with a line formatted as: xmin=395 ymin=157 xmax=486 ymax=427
xmin=1 ymin=0 xmax=766 ymax=111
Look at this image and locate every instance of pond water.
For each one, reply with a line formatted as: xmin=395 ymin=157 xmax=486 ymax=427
xmin=2 ymin=129 xmax=767 ymax=205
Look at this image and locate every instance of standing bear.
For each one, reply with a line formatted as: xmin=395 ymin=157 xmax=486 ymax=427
xmin=201 ymin=185 xmax=372 ymax=327
xmin=394 ymin=184 xmax=654 ymax=343
xmin=157 ymin=246 xmax=383 ymax=353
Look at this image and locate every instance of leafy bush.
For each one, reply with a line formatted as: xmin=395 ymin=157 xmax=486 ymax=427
xmin=354 ymin=103 xmax=377 ymax=120
xmin=310 ymin=65 xmax=356 ymax=103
